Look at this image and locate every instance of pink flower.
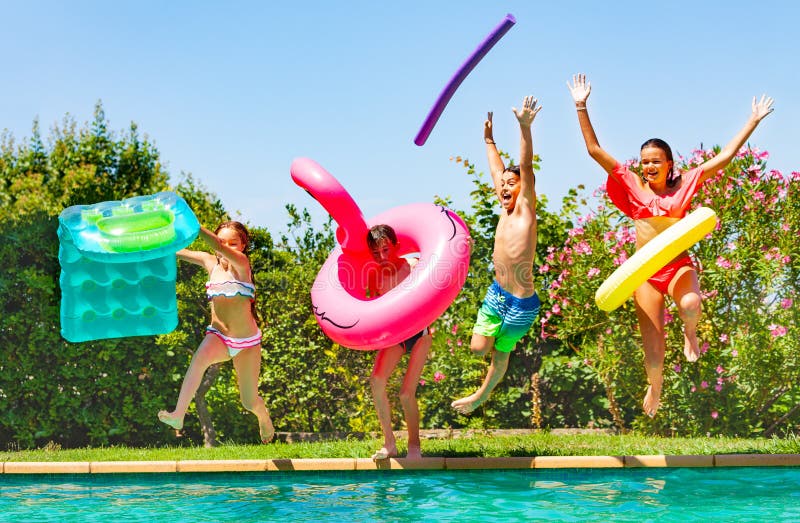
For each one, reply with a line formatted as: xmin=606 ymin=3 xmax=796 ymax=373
xmin=716 ymin=365 xmax=725 ymax=374
xmin=711 ymin=411 xmax=719 ymax=419
xmin=731 ymin=349 xmax=738 ymax=357
xmin=780 ymin=298 xmax=793 ymax=309
xmin=539 ymin=264 xmax=550 ymax=274
xmin=768 ymin=324 xmax=787 ymax=337
xmin=716 ymin=257 xmax=732 ymax=269
xmin=691 ymin=386 xmax=697 ymax=393
xmin=434 ymin=371 xmax=445 ymax=383
xmin=587 ymin=267 xmax=601 ymax=278
xmin=701 ymin=381 xmax=709 ymax=389
xmin=451 ymin=324 xmax=458 ymax=335
xmin=719 ymin=334 xmax=728 ymax=343
xmin=574 ymin=241 xmax=592 ymax=255
xmin=701 ymin=342 xmax=710 ymax=354
xmin=419 ymin=379 xmax=426 ymax=386
xmin=457 ymin=339 xmax=463 ymax=346
xmin=673 ymin=364 xmax=682 ymax=373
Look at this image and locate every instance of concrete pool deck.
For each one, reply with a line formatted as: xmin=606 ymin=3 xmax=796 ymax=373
xmin=3 ymin=454 xmax=800 ymax=474
xmin=3 ymin=430 xmax=798 ymax=474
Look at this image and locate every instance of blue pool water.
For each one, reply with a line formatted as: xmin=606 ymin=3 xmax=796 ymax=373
xmin=1 ymin=467 xmax=799 ymax=522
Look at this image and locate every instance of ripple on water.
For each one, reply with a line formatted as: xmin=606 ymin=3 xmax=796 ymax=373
xmin=1 ymin=467 xmax=799 ymax=522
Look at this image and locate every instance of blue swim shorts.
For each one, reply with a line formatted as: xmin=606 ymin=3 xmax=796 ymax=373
xmin=472 ymin=280 xmax=540 ymax=353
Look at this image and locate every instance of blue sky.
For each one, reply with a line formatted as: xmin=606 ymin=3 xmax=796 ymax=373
xmin=3 ymin=1 xmax=797 ymax=236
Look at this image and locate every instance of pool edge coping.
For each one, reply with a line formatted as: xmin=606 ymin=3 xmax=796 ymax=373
xmin=2 ymin=454 xmax=800 ymax=473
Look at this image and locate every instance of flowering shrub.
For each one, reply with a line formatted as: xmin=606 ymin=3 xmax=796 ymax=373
xmin=542 ymin=147 xmax=799 ymax=435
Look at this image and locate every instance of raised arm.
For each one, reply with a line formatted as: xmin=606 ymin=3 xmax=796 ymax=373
xmin=512 ymin=95 xmax=541 ymax=209
xmin=567 ymin=74 xmax=618 ymax=175
xmin=697 ymin=94 xmax=774 ymax=184
xmin=197 ymin=226 xmax=251 ymax=275
xmin=484 ymin=111 xmax=506 ymax=195
xmin=177 ymin=248 xmax=215 ymax=269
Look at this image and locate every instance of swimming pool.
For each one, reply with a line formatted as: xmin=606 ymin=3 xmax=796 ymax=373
xmin=2 ymin=467 xmax=798 ymax=521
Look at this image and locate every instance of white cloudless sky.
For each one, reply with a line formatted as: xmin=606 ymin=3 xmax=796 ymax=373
xmin=3 ymin=0 xmax=797 ymax=235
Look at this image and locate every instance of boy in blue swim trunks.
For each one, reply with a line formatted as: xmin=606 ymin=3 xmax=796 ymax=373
xmin=452 ymin=96 xmax=542 ymax=415
xmin=366 ymin=224 xmax=432 ymax=460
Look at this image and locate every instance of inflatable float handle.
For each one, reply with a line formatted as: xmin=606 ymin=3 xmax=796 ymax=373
xmin=290 ymin=157 xmax=370 ymax=254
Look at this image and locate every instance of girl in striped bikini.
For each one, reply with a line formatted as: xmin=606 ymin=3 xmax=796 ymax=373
xmin=158 ymin=221 xmax=274 ymax=443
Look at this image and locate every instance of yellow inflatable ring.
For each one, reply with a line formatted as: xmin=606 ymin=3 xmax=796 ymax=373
xmin=595 ymin=206 xmax=717 ymax=311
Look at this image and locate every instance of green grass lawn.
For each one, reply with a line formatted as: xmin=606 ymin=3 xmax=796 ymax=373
xmin=2 ymin=432 xmax=799 ymax=462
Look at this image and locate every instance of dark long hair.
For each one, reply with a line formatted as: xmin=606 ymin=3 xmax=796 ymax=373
xmin=215 ymin=221 xmax=258 ymax=321
xmin=641 ymin=138 xmax=678 ymax=187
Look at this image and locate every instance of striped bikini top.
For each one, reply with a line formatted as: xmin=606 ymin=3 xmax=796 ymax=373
xmin=206 ymin=264 xmax=255 ymax=300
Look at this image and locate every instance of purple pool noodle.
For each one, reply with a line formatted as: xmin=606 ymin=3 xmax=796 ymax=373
xmin=414 ymin=13 xmax=516 ymax=146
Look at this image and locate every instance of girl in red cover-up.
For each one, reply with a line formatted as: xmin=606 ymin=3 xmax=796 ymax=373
xmin=567 ymin=73 xmax=773 ymax=417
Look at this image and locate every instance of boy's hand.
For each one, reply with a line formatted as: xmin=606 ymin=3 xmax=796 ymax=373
xmin=484 ymin=112 xmax=494 ymax=143
xmin=513 ymin=96 xmax=541 ymax=127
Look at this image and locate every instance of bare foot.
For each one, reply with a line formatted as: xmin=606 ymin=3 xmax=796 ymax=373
xmin=259 ymin=415 xmax=275 ymax=444
xmin=371 ymin=445 xmax=398 ymax=461
xmin=157 ymin=410 xmax=183 ymax=430
xmin=406 ymin=445 xmax=422 ymax=460
xmin=683 ymin=330 xmax=701 ymax=362
xmin=642 ymin=386 xmax=661 ymax=418
xmin=451 ymin=393 xmax=484 ymax=415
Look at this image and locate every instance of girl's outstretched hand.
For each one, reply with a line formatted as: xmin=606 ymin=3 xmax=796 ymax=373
xmin=752 ymin=94 xmax=775 ymax=122
xmin=567 ymin=73 xmax=591 ymax=105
